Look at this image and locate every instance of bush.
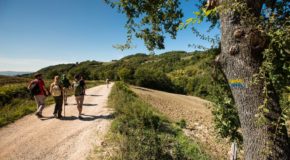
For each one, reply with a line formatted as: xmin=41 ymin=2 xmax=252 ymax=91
xmin=0 ymin=84 xmax=31 ymax=107
xmin=118 ymin=67 xmax=134 ymax=83
xmin=176 ymin=119 xmax=187 ymax=129
xmin=134 ymin=68 xmax=174 ymax=92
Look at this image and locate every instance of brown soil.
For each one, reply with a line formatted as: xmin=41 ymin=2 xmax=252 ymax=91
xmin=0 ymin=84 xmax=114 ymax=160
xmin=131 ymin=86 xmax=231 ymax=160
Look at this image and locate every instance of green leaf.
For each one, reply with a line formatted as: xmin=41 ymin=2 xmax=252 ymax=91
xmin=205 ymin=10 xmax=212 ymax=16
xmin=194 ymin=11 xmax=200 ymax=16
xmin=263 ymin=108 xmax=270 ymax=113
xmin=186 ymin=18 xmax=193 ymax=24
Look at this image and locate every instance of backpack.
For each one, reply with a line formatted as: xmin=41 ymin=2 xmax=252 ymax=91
xmin=51 ymin=83 xmax=62 ymax=97
xmin=73 ymin=81 xmax=84 ymax=96
xmin=29 ymin=82 xmax=41 ymax=96
xmin=61 ymin=77 xmax=70 ymax=88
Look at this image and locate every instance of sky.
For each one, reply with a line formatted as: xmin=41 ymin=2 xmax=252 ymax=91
xmin=0 ymin=0 xmax=220 ymax=72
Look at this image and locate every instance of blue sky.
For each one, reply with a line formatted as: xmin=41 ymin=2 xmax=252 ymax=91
xmin=0 ymin=0 xmax=220 ymax=72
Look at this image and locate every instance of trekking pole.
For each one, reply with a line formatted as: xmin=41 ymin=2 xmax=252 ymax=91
xmin=63 ymin=90 xmax=66 ymax=117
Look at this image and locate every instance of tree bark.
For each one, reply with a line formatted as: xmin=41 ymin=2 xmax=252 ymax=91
xmin=218 ymin=0 xmax=290 ymax=159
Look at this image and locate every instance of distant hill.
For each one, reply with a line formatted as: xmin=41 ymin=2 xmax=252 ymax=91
xmin=32 ymin=49 xmax=226 ymax=98
xmin=33 ymin=50 xmax=211 ymax=82
xmin=0 ymin=71 xmax=32 ymax=76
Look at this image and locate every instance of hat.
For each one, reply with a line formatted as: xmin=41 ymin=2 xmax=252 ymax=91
xmin=34 ymin=73 xmax=42 ymax=78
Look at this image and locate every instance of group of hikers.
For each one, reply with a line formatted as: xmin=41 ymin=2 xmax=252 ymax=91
xmin=27 ymin=73 xmax=86 ymax=119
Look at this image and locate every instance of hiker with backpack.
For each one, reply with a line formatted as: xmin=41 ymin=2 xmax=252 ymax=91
xmin=27 ymin=73 xmax=49 ymax=118
xmin=73 ymin=74 xmax=86 ymax=119
xmin=50 ymin=75 xmax=63 ymax=118
xmin=60 ymin=74 xmax=71 ymax=105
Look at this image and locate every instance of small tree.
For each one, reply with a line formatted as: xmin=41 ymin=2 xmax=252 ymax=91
xmin=118 ymin=67 xmax=133 ymax=82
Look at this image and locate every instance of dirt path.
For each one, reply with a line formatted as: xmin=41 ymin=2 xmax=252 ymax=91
xmin=131 ymin=86 xmax=231 ymax=159
xmin=0 ymin=83 xmax=114 ymax=160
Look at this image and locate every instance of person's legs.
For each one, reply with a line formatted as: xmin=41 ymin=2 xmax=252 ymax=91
xmin=34 ymin=96 xmax=40 ymax=110
xmin=34 ymin=95 xmax=45 ymax=116
xmin=39 ymin=95 xmax=46 ymax=114
xmin=34 ymin=95 xmax=41 ymax=116
xmin=53 ymin=97 xmax=58 ymax=116
xmin=57 ymin=96 xmax=63 ymax=117
xmin=75 ymin=96 xmax=84 ymax=117
xmin=75 ymin=96 xmax=81 ymax=115
xmin=79 ymin=95 xmax=84 ymax=115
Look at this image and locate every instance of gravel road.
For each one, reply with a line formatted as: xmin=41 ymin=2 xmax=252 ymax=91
xmin=0 ymin=83 xmax=114 ymax=160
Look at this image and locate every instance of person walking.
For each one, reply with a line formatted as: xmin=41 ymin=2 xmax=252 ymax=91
xmin=28 ymin=73 xmax=49 ymax=118
xmin=106 ymin=78 xmax=110 ymax=88
xmin=60 ymin=74 xmax=70 ymax=105
xmin=73 ymin=74 xmax=85 ymax=119
xmin=50 ymin=75 xmax=63 ymax=118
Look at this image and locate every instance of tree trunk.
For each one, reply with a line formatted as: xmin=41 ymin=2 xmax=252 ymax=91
xmin=218 ymin=0 xmax=290 ymax=159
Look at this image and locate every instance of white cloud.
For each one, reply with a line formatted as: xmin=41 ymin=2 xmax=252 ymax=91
xmin=0 ymin=57 xmax=72 ymax=72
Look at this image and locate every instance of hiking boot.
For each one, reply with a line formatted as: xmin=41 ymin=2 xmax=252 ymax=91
xmin=53 ymin=113 xmax=57 ymax=118
xmin=57 ymin=115 xmax=63 ymax=119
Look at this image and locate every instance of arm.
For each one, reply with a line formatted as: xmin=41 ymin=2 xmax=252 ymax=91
xmin=27 ymin=80 xmax=36 ymax=90
xmin=42 ymin=81 xmax=49 ymax=96
xmin=27 ymin=81 xmax=33 ymax=90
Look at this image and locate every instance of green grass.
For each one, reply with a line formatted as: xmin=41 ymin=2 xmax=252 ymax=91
xmin=0 ymin=75 xmax=30 ymax=86
xmin=0 ymin=80 xmax=104 ymax=127
xmin=0 ymin=98 xmax=36 ymax=127
xmin=106 ymin=81 xmax=209 ymax=160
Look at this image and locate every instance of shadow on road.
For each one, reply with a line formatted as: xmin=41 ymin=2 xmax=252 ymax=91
xmin=40 ymin=116 xmax=55 ymax=121
xmin=70 ymin=103 xmax=97 ymax=106
xmin=60 ymin=116 xmax=78 ymax=121
xmin=83 ymin=103 xmax=98 ymax=106
xmin=86 ymin=94 xmax=103 ymax=97
xmin=57 ymin=114 xmax=115 ymax=121
xmin=79 ymin=114 xmax=115 ymax=121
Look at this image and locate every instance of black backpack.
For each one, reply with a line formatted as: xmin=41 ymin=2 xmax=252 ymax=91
xmin=61 ymin=78 xmax=70 ymax=88
xmin=29 ymin=82 xmax=41 ymax=96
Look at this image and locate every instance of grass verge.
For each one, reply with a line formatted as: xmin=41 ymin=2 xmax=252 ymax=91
xmin=103 ymin=81 xmax=209 ymax=160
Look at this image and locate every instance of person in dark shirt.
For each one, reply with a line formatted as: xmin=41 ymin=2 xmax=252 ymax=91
xmin=73 ymin=74 xmax=86 ymax=119
xmin=60 ymin=74 xmax=71 ymax=105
